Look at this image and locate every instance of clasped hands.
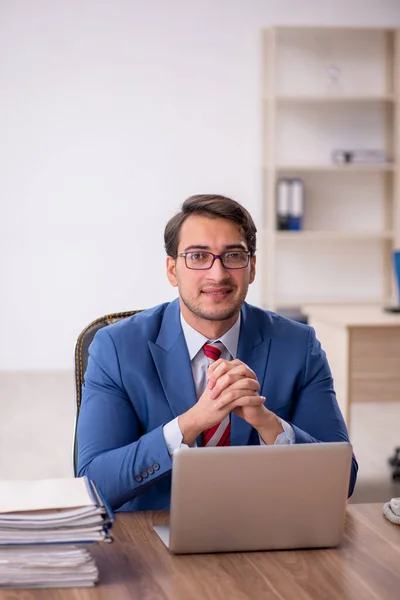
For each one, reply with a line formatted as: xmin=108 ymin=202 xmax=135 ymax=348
xmin=179 ymin=358 xmax=283 ymax=446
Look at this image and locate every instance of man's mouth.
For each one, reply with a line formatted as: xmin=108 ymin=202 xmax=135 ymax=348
xmin=201 ymin=288 xmax=233 ymax=295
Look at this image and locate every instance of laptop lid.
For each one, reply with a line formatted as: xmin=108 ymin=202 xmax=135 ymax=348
xmin=155 ymin=442 xmax=352 ymax=554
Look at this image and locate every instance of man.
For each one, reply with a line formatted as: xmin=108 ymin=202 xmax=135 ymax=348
xmin=77 ymin=194 xmax=358 ymax=511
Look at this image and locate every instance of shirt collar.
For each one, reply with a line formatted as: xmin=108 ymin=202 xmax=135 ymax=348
xmin=180 ymin=311 xmax=241 ymax=361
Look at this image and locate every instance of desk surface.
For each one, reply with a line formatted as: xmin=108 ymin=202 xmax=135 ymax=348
xmin=1 ymin=504 xmax=400 ymax=600
xmin=302 ymin=304 xmax=400 ymax=327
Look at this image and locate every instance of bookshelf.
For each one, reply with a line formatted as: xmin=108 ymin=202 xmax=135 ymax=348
xmin=260 ymin=26 xmax=400 ymax=312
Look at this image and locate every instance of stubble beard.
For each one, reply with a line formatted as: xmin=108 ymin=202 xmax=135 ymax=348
xmin=180 ymin=289 xmax=247 ymax=322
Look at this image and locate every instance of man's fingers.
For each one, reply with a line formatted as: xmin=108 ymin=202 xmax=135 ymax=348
xmin=207 ymin=358 xmax=228 ymax=376
xmin=233 ymin=395 xmax=266 ymax=409
xmin=208 ymin=359 xmax=257 ymax=388
xmin=216 ymin=394 xmax=266 ymax=411
xmin=207 ymin=359 xmax=229 ymax=389
xmin=210 ymin=374 xmax=260 ymax=399
xmin=208 ymin=358 xmax=256 ymax=377
xmin=215 ymin=387 xmax=265 ymax=410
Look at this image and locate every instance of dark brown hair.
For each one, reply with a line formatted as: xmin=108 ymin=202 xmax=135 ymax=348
xmin=164 ymin=194 xmax=257 ymax=258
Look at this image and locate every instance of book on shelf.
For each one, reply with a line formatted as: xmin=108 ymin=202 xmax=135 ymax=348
xmin=332 ymin=149 xmax=387 ymax=165
xmin=276 ymin=178 xmax=304 ymax=231
xmin=0 ymin=476 xmax=114 ymax=588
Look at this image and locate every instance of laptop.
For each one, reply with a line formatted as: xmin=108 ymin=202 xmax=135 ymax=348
xmin=154 ymin=442 xmax=352 ymax=554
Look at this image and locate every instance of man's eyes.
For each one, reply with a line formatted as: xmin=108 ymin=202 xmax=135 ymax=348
xmin=189 ymin=252 xmax=209 ymax=261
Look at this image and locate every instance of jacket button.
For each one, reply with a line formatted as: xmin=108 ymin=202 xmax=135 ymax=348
xmin=147 ymin=467 xmax=154 ymax=475
xmin=141 ymin=470 xmax=149 ymax=479
xmin=134 ymin=475 xmax=142 ymax=483
xmin=153 ymin=463 xmax=160 ymax=471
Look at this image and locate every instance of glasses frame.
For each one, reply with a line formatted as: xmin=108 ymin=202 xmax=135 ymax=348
xmin=178 ymin=251 xmax=251 ymax=270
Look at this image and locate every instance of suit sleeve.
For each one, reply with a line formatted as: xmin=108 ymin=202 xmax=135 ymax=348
xmin=77 ymin=328 xmax=173 ymax=510
xmin=289 ymin=327 xmax=358 ymax=497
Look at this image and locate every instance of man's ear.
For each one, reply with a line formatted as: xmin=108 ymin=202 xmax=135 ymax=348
xmin=166 ymin=256 xmax=178 ymax=287
xmin=249 ymin=256 xmax=256 ymax=284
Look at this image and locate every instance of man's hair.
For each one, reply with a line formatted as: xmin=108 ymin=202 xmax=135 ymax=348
xmin=164 ymin=194 xmax=257 ymax=258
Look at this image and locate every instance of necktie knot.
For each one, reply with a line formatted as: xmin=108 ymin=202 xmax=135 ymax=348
xmin=203 ymin=341 xmax=223 ymax=362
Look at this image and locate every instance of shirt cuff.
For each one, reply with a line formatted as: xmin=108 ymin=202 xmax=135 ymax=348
xmin=259 ymin=418 xmax=295 ymax=446
xmin=163 ymin=417 xmax=192 ymax=455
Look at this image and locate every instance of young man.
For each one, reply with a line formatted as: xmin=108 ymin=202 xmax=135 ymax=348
xmin=77 ymin=194 xmax=358 ymax=511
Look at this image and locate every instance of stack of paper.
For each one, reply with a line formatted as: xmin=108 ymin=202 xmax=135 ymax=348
xmin=0 ymin=546 xmax=98 ymax=588
xmin=0 ymin=477 xmax=114 ymax=588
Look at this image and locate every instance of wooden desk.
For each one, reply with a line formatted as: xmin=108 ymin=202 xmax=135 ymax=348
xmin=302 ymin=305 xmax=400 ymax=429
xmin=1 ymin=504 xmax=399 ymax=600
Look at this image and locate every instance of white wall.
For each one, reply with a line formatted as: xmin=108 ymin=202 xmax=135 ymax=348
xmin=1 ymin=0 xmax=400 ymax=370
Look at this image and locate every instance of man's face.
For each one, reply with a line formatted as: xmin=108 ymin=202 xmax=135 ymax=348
xmin=166 ymin=215 xmax=256 ymax=329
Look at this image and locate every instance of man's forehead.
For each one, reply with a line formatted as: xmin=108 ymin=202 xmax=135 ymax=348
xmin=179 ymin=214 xmax=244 ymax=240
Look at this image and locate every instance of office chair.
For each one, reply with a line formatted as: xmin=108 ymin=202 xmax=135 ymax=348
xmin=73 ymin=310 xmax=142 ymax=475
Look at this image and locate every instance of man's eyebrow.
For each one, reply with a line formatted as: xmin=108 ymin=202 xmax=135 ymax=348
xmin=183 ymin=245 xmax=210 ymax=252
xmin=182 ymin=243 xmax=248 ymax=252
xmin=224 ymin=244 xmax=248 ymax=250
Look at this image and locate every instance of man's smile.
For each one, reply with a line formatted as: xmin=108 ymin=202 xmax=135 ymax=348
xmin=201 ymin=286 xmax=235 ymax=298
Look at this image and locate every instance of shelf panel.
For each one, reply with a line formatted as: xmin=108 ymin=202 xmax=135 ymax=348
xmin=270 ymin=164 xmax=395 ymax=173
xmin=270 ymin=26 xmax=397 ymax=32
xmin=275 ymin=298 xmax=385 ymax=308
xmin=266 ymin=95 xmax=395 ymax=103
xmin=275 ymin=231 xmax=393 ymax=241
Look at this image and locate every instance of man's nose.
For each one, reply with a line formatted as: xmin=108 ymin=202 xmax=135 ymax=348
xmin=208 ymin=257 xmax=229 ymax=278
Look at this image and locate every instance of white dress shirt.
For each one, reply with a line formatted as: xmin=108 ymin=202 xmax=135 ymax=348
xmin=163 ymin=312 xmax=295 ymax=454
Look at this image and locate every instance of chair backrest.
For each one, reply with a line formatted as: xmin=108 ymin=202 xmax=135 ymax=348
xmin=73 ymin=310 xmax=142 ymax=475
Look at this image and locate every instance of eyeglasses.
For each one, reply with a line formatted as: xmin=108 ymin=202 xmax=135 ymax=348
xmin=178 ymin=251 xmax=251 ymax=270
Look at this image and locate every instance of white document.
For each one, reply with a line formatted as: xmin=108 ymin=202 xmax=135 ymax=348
xmin=0 ymin=477 xmax=95 ymax=514
xmin=0 ymin=477 xmax=113 ymax=544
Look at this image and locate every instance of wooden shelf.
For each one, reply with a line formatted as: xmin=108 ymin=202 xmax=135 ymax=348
xmin=275 ymin=231 xmax=393 ymax=242
xmin=275 ymin=298 xmax=385 ymax=308
xmin=273 ymin=26 xmax=397 ymax=32
xmin=266 ymin=95 xmax=395 ymax=103
xmin=261 ymin=26 xmax=399 ymax=311
xmin=271 ymin=164 xmax=395 ymax=173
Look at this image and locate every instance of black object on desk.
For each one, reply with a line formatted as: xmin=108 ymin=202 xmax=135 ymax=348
xmin=388 ymin=447 xmax=400 ymax=481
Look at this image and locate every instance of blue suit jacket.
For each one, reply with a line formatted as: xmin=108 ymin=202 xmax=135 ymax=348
xmin=77 ymin=299 xmax=358 ymax=510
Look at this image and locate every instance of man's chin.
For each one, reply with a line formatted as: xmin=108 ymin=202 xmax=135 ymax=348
xmin=195 ymin=307 xmax=240 ymax=322
xmin=180 ymin=293 xmax=245 ymax=323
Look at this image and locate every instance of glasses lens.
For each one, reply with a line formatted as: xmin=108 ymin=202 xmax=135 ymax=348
xmin=221 ymin=252 xmax=249 ymax=268
xmin=185 ymin=252 xmax=213 ymax=269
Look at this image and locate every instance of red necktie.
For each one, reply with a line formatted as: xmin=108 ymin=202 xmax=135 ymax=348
xmin=201 ymin=342 xmax=230 ymax=447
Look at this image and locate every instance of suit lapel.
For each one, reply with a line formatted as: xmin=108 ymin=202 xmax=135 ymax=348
xmin=149 ymin=299 xmax=197 ymax=417
xmin=231 ymin=303 xmax=272 ymax=446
